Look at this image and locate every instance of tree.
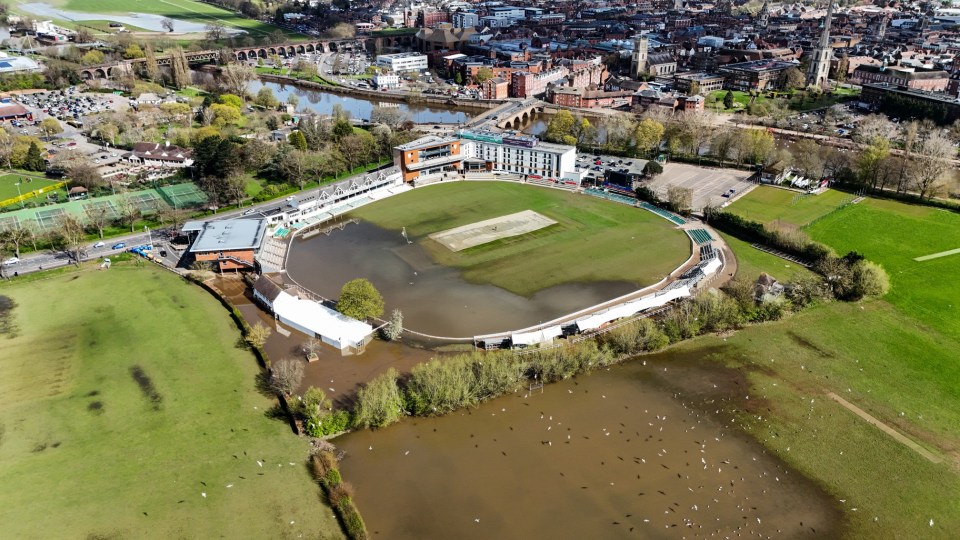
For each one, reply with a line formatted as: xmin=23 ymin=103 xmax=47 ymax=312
xmin=84 ymin=203 xmax=112 ymax=239
xmin=336 ymin=278 xmax=384 ymax=321
xmin=117 ymin=195 xmax=142 ymax=233
xmin=475 ymin=67 xmax=493 ymax=84
xmin=791 ymin=139 xmax=824 ymax=179
xmin=123 ymin=43 xmax=144 ymax=59
xmin=855 ymin=137 xmax=890 ymax=189
xmin=80 ymin=49 xmax=105 ymax=66
xmin=219 ymin=93 xmax=243 ymax=110
xmin=688 ymin=80 xmax=701 ymax=96
xmin=666 ymin=185 xmax=693 ymax=214
xmin=246 ymin=322 xmax=272 ymax=349
xmin=370 ymin=105 xmax=409 ymax=128
xmin=39 ymin=118 xmax=62 ymax=138
xmin=170 ymin=47 xmax=191 ymax=89
xmin=331 ymin=118 xmax=353 ymax=141
xmin=853 ymin=114 xmax=896 ymax=144
xmin=381 ymin=309 xmax=403 ymax=341
xmin=634 ymin=118 xmax=665 ymax=157
xmin=643 ymin=160 xmax=663 ymax=177
xmin=911 ymin=132 xmax=952 ymax=199
xmin=162 ymin=18 xmax=175 ymax=32
xmin=255 ymin=87 xmax=278 ymax=109
xmin=205 ymin=22 xmax=227 ymax=42
xmin=24 ymin=142 xmax=44 ymax=172
xmin=723 ymin=90 xmax=735 ymax=109
xmin=353 ymin=368 xmax=404 ymax=428
xmin=55 ymin=214 xmax=85 ymax=266
xmin=454 ymin=72 xmax=463 ymax=85
xmin=68 ymin=160 xmax=103 ymax=190
xmin=288 ymin=130 xmax=308 ymax=151
xmin=143 ymin=44 xmax=160 ymax=82
xmin=545 ymin=110 xmax=575 ymax=144
xmin=160 ymin=102 xmax=192 ymax=126
xmin=270 ymin=358 xmax=304 ymax=396
xmin=572 ymin=117 xmax=597 ymax=146
xmin=210 ymin=103 xmax=241 ymax=126
xmin=0 ymin=222 xmax=33 ymax=259
xmin=779 ymin=67 xmax=806 ymax=91
xmin=324 ymin=22 xmax=356 ymax=39
xmin=834 ymin=53 xmax=849 ymax=83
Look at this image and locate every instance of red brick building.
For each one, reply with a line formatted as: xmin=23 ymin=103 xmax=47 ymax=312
xmin=482 ymin=78 xmax=509 ymax=99
xmin=511 ymin=67 xmax=569 ymax=98
xmin=851 ymin=64 xmax=949 ymax=92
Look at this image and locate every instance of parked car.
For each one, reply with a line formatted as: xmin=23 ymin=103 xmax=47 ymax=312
xmin=111 ymin=242 xmax=126 ymax=250
xmin=93 ymin=241 xmax=105 ymax=248
xmin=2 ymin=257 xmax=18 ymax=266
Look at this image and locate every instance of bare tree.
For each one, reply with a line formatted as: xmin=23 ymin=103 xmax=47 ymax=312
xmin=666 ymin=186 xmax=693 ymax=214
xmin=205 ymin=22 xmax=227 ymax=42
xmin=219 ymin=63 xmax=257 ymax=97
xmin=117 ymin=195 xmax=142 ymax=233
xmin=84 ymin=205 xmax=112 ymax=239
xmin=161 ymin=18 xmax=175 ymax=32
xmin=270 ymin=358 xmax=304 ymax=396
xmin=911 ymin=132 xmax=953 ymax=199
xmin=55 ymin=214 xmax=86 ymax=266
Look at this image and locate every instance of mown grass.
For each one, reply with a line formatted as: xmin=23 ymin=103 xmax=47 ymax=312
xmin=807 ymin=198 xmax=960 ymax=341
xmin=726 ymin=186 xmax=853 ymax=228
xmin=350 ymin=182 xmax=690 ymax=296
xmin=690 ymin=193 xmax=960 ymax=537
xmin=0 ymin=265 xmax=344 ymax=539
xmin=0 ymin=173 xmax=60 ymax=205
xmin=719 ymin=231 xmax=815 ymax=283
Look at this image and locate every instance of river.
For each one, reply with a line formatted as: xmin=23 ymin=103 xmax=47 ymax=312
xmin=336 ymin=350 xmax=841 ymax=539
xmin=251 ymin=80 xmax=475 ymax=125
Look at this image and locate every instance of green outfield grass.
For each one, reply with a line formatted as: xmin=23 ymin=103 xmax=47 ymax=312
xmin=0 ymin=174 xmax=60 ymax=206
xmin=351 ymin=182 xmax=691 ymax=297
xmin=726 ymin=186 xmax=853 ymax=228
xmin=0 ymin=265 xmax=343 ymax=539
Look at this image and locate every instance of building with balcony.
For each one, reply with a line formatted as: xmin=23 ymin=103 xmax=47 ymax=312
xmin=376 ymin=52 xmax=429 ymax=72
xmin=182 ymin=218 xmax=267 ymax=272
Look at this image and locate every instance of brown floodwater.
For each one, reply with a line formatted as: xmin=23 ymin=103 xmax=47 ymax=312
xmin=286 ymin=221 xmax=638 ymax=338
xmin=336 ymin=355 xmax=842 ymax=539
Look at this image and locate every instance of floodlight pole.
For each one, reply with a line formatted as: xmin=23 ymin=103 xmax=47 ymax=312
xmin=15 ymin=182 xmax=23 ymax=208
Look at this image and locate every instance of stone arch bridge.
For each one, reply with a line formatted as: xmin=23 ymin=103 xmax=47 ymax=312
xmin=79 ymin=38 xmax=369 ymax=80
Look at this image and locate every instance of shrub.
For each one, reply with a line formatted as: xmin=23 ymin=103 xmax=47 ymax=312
xmin=353 ymin=368 xmax=404 ymax=428
xmin=325 ymin=468 xmax=342 ymax=487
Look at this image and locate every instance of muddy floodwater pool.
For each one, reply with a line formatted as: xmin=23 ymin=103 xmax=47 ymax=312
xmin=286 ymin=221 xmax=638 ymax=338
xmin=337 ymin=357 xmax=841 ymax=539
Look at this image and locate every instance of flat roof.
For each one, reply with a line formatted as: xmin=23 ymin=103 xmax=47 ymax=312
xmin=396 ymin=135 xmax=459 ymax=151
xmin=189 ymin=218 xmax=267 ymax=253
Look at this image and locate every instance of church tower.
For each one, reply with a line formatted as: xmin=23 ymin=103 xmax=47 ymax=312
xmin=806 ymin=2 xmax=834 ymax=88
xmin=757 ymin=2 xmax=770 ymax=30
xmin=630 ymin=36 xmax=649 ymax=80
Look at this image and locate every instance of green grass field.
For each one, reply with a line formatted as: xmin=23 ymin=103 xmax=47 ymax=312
xmin=351 ymin=182 xmax=691 ymax=297
xmin=720 ymin=231 xmax=815 ymax=283
xmin=0 ymin=266 xmax=343 ymax=539
xmin=726 ymin=186 xmax=853 ymax=228
xmin=0 ymin=174 xmax=60 ymax=205
xmin=807 ymin=198 xmax=960 ymax=341
xmin=38 ymin=0 xmax=303 ymax=38
xmin=690 ymin=194 xmax=960 ymax=537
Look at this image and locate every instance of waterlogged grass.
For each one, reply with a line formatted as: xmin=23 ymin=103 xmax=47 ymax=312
xmin=726 ymin=186 xmax=853 ymax=228
xmin=672 ymin=299 xmax=960 ymax=538
xmin=351 ymin=182 xmax=690 ymax=296
xmin=807 ymin=198 xmax=960 ymax=341
xmin=0 ymin=265 xmax=343 ymax=539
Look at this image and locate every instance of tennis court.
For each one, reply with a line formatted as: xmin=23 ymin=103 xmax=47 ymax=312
xmin=160 ymin=184 xmax=208 ymax=209
xmin=0 ymin=215 xmax=20 ymax=232
xmin=36 ymin=208 xmax=66 ymax=230
xmin=130 ymin=192 xmax=163 ymax=214
xmin=83 ymin=200 xmax=121 ymax=220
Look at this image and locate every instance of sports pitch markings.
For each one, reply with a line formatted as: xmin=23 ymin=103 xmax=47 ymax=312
xmin=428 ymin=209 xmax=557 ymax=252
xmin=914 ymin=248 xmax=960 ymax=262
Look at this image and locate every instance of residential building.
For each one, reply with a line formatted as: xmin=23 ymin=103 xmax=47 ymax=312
xmin=511 ymin=67 xmax=569 ymax=98
xmin=478 ymin=16 xmax=516 ymax=28
xmin=546 ymin=86 xmax=633 ymax=108
xmin=452 ymin=11 xmax=479 ymax=29
xmin=375 ymin=52 xmax=429 ymax=72
xmin=482 ymin=77 xmax=509 ymax=99
xmin=373 ymin=73 xmax=401 ymax=88
xmin=417 ymin=10 xmax=449 ymax=28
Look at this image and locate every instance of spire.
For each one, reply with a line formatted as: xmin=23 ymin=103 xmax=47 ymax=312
xmin=818 ymin=2 xmax=834 ymax=49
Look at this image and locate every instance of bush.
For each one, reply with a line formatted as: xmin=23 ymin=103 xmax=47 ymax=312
xmin=325 ymin=468 xmax=342 ymax=487
xmin=336 ymin=278 xmax=384 ymax=321
xmin=353 ymin=368 xmax=404 ymax=428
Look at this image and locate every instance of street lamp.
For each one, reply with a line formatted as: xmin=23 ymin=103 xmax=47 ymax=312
xmin=14 ymin=181 xmax=23 ymax=208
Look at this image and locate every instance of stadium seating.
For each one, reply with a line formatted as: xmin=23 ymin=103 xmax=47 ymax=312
xmin=687 ymin=228 xmax=713 ymax=245
xmin=638 ymin=202 xmax=686 ymax=225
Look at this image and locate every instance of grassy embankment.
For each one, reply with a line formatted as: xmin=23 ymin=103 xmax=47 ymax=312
xmin=0 ymin=265 xmax=344 ymax=539
xmin=351 ymin=182 xmax=691 ymax=297
xmin=696 ymin=189 xmax=960 ymax=537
